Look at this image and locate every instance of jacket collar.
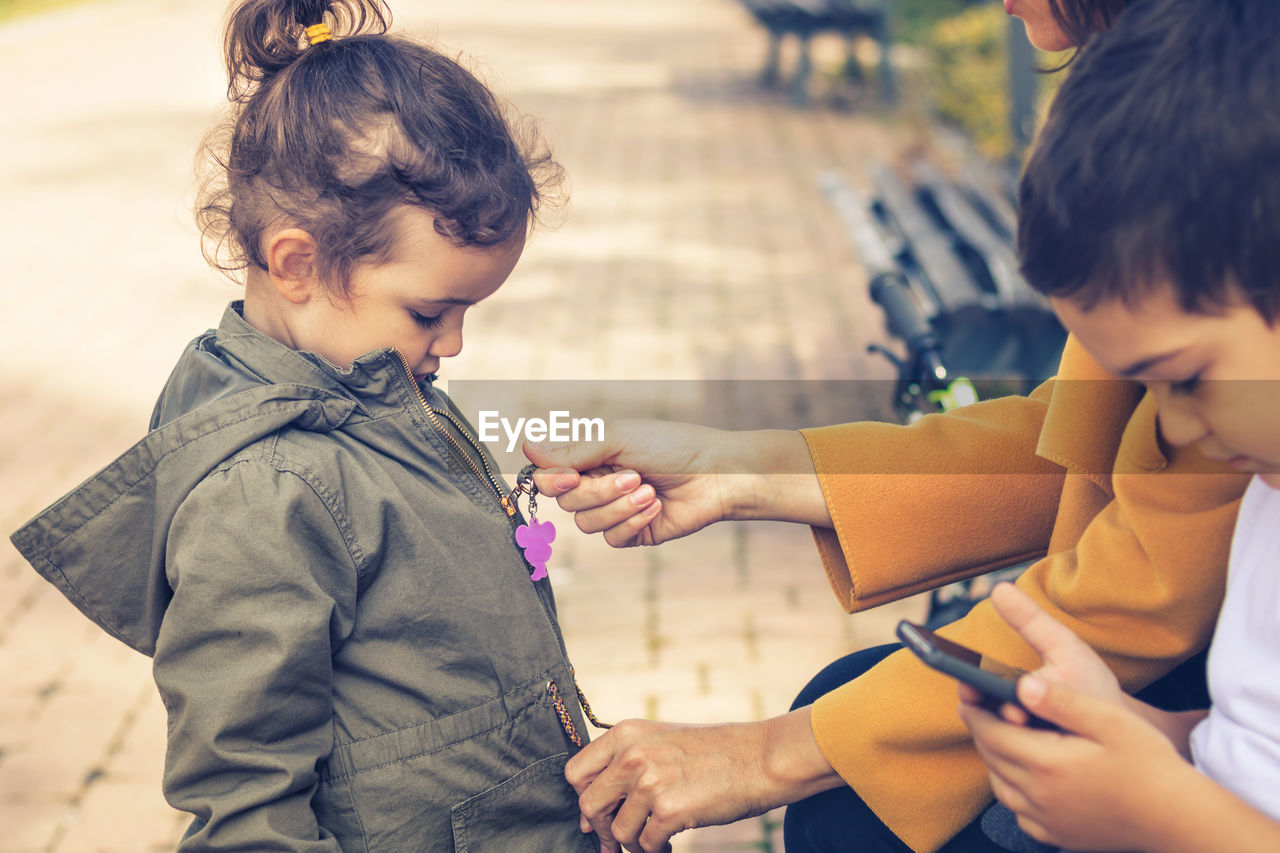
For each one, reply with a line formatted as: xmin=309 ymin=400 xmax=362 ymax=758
xmin=152 ymin=302 xmax=427 ymax=428
xmin=218 ymin=300 xmax=424 ymax=401
xmin=1036 ymin=336 xmax=1148 ymax=494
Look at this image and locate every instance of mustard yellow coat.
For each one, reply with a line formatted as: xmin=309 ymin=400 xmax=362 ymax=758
xmin=799 ymin=336 xmax=1248 ymax=852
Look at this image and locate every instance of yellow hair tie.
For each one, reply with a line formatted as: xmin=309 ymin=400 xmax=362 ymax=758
xmin=305 ymin=23 xmax=333 ymax=45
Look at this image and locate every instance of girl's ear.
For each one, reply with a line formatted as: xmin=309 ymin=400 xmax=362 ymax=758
xmin=265 ymin=228 xmax=321 ymax=304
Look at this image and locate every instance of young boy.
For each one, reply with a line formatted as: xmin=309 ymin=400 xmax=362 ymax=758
xmin=958 ymin=0 xmax=1280 ymax=849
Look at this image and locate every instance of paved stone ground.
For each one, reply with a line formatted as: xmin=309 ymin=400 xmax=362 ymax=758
xmin=0 ymin=0 xmax=930 ymax=849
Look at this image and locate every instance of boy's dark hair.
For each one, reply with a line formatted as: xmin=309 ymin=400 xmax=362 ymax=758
xmin=1018 ymin=0 xmax=1280 ymax=322
xmin=198 ymin=0 xmax=562 ymax=291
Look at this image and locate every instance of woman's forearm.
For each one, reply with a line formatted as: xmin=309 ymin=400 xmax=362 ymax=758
xmin=760 ymin=706 xmax=846 ymax=803
xmin=722 ymin=430 xmax=832 ymax=527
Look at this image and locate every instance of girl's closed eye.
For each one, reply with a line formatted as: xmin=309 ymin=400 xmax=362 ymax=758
xmin=410 ymin=310 xmax=444 ymax=329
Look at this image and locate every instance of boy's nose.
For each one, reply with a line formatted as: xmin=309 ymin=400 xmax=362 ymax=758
xmin=1154 ymin=390 xmax=1209 ymax=448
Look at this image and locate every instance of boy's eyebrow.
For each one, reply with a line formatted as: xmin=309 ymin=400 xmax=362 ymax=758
xmin=1115 ymin=348 xmax=1189 ymax=378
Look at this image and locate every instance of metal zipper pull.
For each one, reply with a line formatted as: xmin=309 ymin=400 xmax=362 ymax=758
xmin=508 ymin=462 xmax=536 ymax=505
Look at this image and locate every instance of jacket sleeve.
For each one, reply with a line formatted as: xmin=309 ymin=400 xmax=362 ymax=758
xmin=806 ymin=413 xmax=1248 ymax=852
xmin=800 ymin=381 xmax=1066 ymax=611
xmin=154 ymin=458 xmax=359 ymax=852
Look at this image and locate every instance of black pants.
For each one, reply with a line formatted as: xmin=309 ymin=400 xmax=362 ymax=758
xmin=783 ymin=643 xmax=1210 ymax=852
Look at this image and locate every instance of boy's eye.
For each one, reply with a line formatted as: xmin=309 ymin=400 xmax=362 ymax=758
xmin=410 ymin=310 xmax=444 ymax=329
xmin=1171 ymin=373 xmax=1202 ymax=395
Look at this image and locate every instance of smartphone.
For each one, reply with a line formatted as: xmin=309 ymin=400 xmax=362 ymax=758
xmin=896 ymin=619 xmax=1054 ymax=728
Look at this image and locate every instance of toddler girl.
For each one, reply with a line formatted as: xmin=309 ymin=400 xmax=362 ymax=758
xmin=10 ymin=1 xmax=603 ymax=849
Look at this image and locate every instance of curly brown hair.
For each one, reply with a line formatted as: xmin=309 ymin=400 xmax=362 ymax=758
xmin=197 ymin=0 xmax=563 ymax=292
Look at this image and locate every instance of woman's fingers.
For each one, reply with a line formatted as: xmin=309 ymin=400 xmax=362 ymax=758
xmin=569 ymin=484 xmax=657 ymax=534
xmin=524 ymin=438 xmax=618 ymax=480
xmin=530 ymin=465 xmax=583 ymax=497
xmin=531 ymin=464 xmax=636 ymax=507
xmin=608 ymin=792 xmax=654 ymax=852
xmin=602 ymin=500 xmax=664 ymax=548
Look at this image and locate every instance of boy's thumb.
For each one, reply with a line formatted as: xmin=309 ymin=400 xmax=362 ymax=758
xmin=1018 ymin=675 xmax=1114 ymax=739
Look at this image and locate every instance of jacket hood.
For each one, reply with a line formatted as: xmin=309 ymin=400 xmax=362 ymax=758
xmin=10 ymin=303 xmax=361 ymax=655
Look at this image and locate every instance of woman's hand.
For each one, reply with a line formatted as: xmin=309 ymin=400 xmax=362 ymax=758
xmin=525 ymin=421 xmax=829 ymax=548
xmin=565 ymin=709 xmax=842 ymax=853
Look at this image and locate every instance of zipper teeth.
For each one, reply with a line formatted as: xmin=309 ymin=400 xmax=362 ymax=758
xmin=427 ymin=405 xmax=513 ymax=509
xmin=394 ymin=351 xmax=514 ymax=515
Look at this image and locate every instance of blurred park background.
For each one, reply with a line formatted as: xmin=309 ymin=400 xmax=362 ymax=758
xmin=0 ymin=0 xmax=1062 ymax=850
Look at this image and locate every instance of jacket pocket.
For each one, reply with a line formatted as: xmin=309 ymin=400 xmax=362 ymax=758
xmin=450 ymin=752 xmax=597 ymax=853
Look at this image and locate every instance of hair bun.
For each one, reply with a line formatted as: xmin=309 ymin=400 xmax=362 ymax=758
xmin=223 ymin=0 xmax=389 ymax=101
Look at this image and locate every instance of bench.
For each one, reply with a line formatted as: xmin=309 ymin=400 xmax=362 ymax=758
xmin=738 ymin=0 xmax=895 ymax=106
xmin=821 ymin=161 xmax=1065 ymax=422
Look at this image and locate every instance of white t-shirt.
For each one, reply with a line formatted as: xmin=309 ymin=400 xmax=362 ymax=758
xmin=1189 ymin=475 xmax=1280 ymax=820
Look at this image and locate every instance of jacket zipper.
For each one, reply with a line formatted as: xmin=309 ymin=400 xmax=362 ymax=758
xmin=393 ymin=350 xmax=515 ymax=517
xmin=394 ymin=351 xmax=612 ymax=739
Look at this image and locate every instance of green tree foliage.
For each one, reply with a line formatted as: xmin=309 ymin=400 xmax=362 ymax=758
xmin=912 ymin=2 xmax=1065 ymax=160
xmin=891 ymin=0 xmax=974 ymax=45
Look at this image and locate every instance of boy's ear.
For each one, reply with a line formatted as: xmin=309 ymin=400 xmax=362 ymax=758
xmin=265 ymin=228 xmax=321 ymax=304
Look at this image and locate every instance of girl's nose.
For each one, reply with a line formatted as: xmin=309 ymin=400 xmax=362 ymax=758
xmin=429 ymin=325 xmax=463 ymax=359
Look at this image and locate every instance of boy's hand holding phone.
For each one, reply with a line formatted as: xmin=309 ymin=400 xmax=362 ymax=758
xmin=959 ymin=661 xmax=1196 ymax=851
xmin=971 ymin=582 xmax=1128 ymax=716
xmin=948 ymin=583 xmax=1201 ymax=850
xmin=898 ymin=582 xmax=1125 ymax=730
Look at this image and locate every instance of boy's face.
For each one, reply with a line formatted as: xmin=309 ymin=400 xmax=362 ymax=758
xmin=1053 ymin=285 xmax=1280 ymax=488
xmin=297 ymin=206 xmax=523 ymax=382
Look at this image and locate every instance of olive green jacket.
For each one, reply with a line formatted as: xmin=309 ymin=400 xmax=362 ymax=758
xmin=11 ymin=303 xmax=597 ymax=852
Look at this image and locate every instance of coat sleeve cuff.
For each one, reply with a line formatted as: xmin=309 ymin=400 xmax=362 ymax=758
xmin=800 ymin=401 xmax=1062 ymax=613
